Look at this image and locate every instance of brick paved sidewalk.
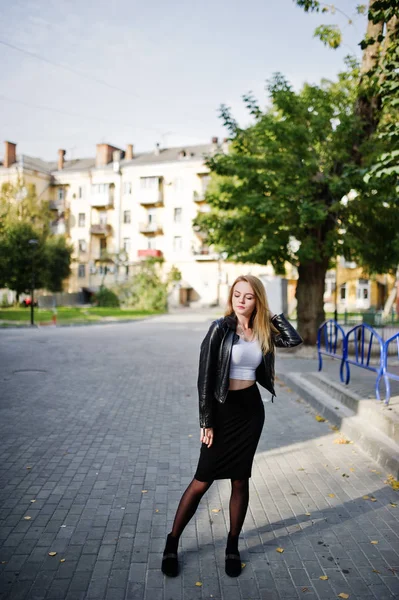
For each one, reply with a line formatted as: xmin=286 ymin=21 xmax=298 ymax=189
xmin=0 ymin=316 xmax=398 ymax=600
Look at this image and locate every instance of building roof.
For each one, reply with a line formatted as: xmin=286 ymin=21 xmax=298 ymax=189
xmin=0 ymin=142 xmax=217 ymax=175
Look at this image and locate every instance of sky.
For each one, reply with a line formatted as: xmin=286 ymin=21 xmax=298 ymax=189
xmin=0 ymin=0 xmax=368 ymax=161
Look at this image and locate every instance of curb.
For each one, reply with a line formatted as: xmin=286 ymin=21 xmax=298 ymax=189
xmin=278 ymin=370 xmax=399 ymax=479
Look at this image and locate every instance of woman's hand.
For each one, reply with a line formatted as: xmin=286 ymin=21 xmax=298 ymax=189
xmin=200 ymin=427 xmax=214 ymax=448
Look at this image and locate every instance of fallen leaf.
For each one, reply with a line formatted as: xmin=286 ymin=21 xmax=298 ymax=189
xmin=23 ymin=516 xmax=31 ymax=520
xmin=302 ymin=587 xmax=309 ymax=592
xmin=211 ymin=509 xmax=220 ymax=513
xmin=349 ymin=468 xmax=355 ymax=472
xmin=1 ymin=561 xmax=7 ymax=564
xmin=334 ymin=437 xmax=351 ymax=444
xmin=30 ymin=499 xmax=36 ymax=503
xmin=141 ymin=490 xmax=148 ymax=493
xmin=48 ymin=552 xmax=57 ymax=557
xmin=372 ymin=569 xmax=380 ymax=573
xmin=387 ymin=567 xmax=398 ymax=574
xmin=188 ymin=435 xmax=192 ymax=438
xmin=276 ymin=547 xmax=284 ymax=553
xmin=315 ymin=415 xmax=326 ymax=422
xmin=26 ymin=466 xmax=32 ymax=470
xmin=319 ymin=575 xmax=328 ymax=580
xmin=363 ymin=495 xmax=370 ymax=500
xmin=371 ymin=469 xmax=380 ymax=474
xmin=241 ymin=562 xmax=246 ymax=568
xmin=155 ymin=509 xmax=159 ymax=513
xmin=370 ymin=541 xmax=378 ymax=545
xmin=370 ymin=497 xmax=377 ymax=502
xmin=335 ymin=467 xmax=340 ymax=470
xmin=305 ymin=512 xmax=311 ymax=516
xmin=195 ymin=581 xmax=202 ymax=587
xmin=298 ymin=468 xmax=305 ymax=471
xmin=390 ymin=503 xmax=397 ymax=508
xmin=328 ymin=493 xmax=336 ymax=498
xmin=385 ymin=475 xmax=399 ymax=491
xmin=60 ymin=559 xmax=66 ymax=563
xmin=329 ymin=425 xmax=339 ymax=431
xmin=338 ymin=594 xmax=349 ymax=599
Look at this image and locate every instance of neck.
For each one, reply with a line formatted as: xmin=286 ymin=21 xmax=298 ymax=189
xmin=236 ymin=315 xmax=250 ymax=330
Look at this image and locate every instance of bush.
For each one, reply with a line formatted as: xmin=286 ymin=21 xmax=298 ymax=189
xmin=93 ymin=287 xmax=120 ymax=307
xmin=113 ymin=258 xmax=167 ymax=312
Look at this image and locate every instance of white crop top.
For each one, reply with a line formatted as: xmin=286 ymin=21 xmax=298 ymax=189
xmin=229 ymin=337 xmax=263 ymax=381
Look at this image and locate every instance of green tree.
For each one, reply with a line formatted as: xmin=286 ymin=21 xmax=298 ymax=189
xmin=195 ymin=67 xmax=399 ymax=344
xmin=294 ymin=1 xmax=399 ymax=179
xmin=0 ymin=182 xmax=73 ymax=299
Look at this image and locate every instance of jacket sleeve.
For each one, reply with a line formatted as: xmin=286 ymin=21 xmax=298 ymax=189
xmin=271 ymin=313 xmax=303 ymax=348
xmin=197 ymin=320 xmax=222 ymax=428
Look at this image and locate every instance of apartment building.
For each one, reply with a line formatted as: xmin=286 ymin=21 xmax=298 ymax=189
xmin=0 ymin=139 xmax=277 ymax=307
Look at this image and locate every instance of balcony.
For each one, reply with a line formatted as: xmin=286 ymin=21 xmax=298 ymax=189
xmin=90 ymin=191 xmax=114 ymax=208
xmin=193 ymin=247 xmax=219 ymax=261
xmin=94 ymin=250 xmax=113 ymax=262
xmin=138 ymin=249 xmax=163 ymax=259
xmin=90 ymin=223 xmax=112 ymax=235
xmin=49 ymin=199 xmax=64 ymax=211
xmin=193 ymin=191 xmax=206 ymax=202
xmin=139 ymin=222 xmax=163 ymax=235
xmin=139 ymin=190 xmax=164 ymax=206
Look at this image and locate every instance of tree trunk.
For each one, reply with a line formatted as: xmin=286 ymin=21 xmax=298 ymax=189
xmin=296 ymin=261 xmax=329 ymax=346
xmin=360 ymin=0 xmax=384 ymax=76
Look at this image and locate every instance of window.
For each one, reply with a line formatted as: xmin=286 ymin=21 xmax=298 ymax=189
xmin=123 ymin=210 xmax=131 ymax=224
xmin=123 ymin=182 xmax=132 ymax=195
xmin=78 ymin=213 xmax=86 ymax=227
xmin=340 ymin=284 xmax=347 ymax=301
xmin=57 ymin=188 xmax=64 ymax=201
xmin=78 ymin=264 xmax=86 ymax=278
xmin=147 ymin=208 xmax=156 ymax=224
xmin=123 ymin=238 xmax=131 ymax=253
xmin=78 ymin=239 xmax=87 ymax=252
xmin=140 ymin=177 xmax=158 ymax=190
xmin=100 ymin=238 xmax=107 ymax=251
xmin=78 ymin=186 xmax=84 ymax=199
xmin=357 ymin=279 xmax=370 ymax=300
xmin=92 ymin=183 xmax=109 ymax=194
xmin=173 ymin=236 xmax=183 ymax=252
xmin=175 ymin=177 xmax=184 ymax=190
xmin=148 ymin=238 xmax=156 ymax=250
xmin=174 ymin=207 xmax=182 ymax=223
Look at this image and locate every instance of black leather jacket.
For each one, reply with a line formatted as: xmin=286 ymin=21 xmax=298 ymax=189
xmin=197 ymin=313 xmax=303 ymax=428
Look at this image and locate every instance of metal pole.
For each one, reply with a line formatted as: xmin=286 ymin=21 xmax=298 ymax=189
xmin=28 ymin=239 xmax=39 ymax=327
xmin=334 ymin=263 xmax=338 ymax=322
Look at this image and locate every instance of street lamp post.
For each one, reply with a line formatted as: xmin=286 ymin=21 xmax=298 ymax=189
xmin=28 ymin=239 xmax=39 ymax=326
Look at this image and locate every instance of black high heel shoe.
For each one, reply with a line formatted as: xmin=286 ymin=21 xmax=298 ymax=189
xmin=161 ymin=533 xmax=179 ymax=577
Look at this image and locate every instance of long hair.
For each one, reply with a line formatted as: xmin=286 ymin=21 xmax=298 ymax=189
xmin=225 ymin=274 xmax=278 ymax=354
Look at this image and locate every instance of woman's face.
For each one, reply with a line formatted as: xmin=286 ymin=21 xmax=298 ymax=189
xmin=232 ymin=280 xmax=256 ymax=320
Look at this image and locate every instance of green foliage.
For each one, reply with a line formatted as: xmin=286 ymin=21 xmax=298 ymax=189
xmin=113 ymin=258 xmax=168 ymax=312
xmin=93 ymin=287 xmax=120 ymax=308
xmin=0 ymin=182 xmax=73 ymax=295
xmin=314 ymin=25 xmax=342 ymax=48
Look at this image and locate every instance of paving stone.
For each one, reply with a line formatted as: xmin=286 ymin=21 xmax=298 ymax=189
xmin=1 ymin=313 xmax=399 ymax=599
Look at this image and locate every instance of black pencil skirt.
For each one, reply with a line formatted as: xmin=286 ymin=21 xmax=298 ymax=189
xmin=194 ymin=383 xmax=265 ymax=482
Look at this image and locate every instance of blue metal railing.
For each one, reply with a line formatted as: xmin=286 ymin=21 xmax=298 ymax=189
xmin=317 ymin=320 xmax=398 ymax=405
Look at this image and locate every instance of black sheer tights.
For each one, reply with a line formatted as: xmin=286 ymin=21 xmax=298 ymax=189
xmin=165 ymin=478 xmax=249 ymax=554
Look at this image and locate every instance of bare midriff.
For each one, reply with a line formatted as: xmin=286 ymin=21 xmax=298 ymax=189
xmin=229 ymin=378 xmax=255 ymax=391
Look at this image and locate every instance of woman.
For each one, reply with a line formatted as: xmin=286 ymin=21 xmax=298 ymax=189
xmin=161 ymin=275 xmax=302 ymax=578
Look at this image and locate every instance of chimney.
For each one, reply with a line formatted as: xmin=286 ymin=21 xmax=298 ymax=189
xmin=4 ymin=141 xmax=17 ymax=168
xmin=58 ymin=149 xmax=66 ymax=170
xmin=96 ymin=143 xmax=121 ymax=168
xmin=211 ymin=136 xmax=219 ymax=155
xmin=125 ymin=144 xmax=134 ymax=161
xmin=154 ymin=142 xmax=160 ymax=156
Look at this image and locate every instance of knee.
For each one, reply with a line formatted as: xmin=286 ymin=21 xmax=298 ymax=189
xmin=193 ymin=478 xmax=213 ymax=495
xmin=231 ymin=478 xmax=249 ymax=492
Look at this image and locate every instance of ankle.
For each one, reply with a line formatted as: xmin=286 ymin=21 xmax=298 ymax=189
xmin=226 ymin=532 xmax=239 ymax=554
xmin=164 ymin=533 xmax=179 ymax=553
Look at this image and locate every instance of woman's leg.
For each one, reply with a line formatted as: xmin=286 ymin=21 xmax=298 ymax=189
xmin=170 ymin=477 xmax=213 ymax=539
xmin=162 ymin=477 xmax=213 ymax=576
xmin=225 ymin=478 xmax=249 ymax=577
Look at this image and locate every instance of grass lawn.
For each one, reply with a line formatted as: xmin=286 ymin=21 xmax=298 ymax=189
xmin=0 ymin=307 xmax=163 ymax=326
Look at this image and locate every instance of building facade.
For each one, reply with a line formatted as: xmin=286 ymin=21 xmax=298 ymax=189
xmin=0 ymin=139 xmax=396 ymax=312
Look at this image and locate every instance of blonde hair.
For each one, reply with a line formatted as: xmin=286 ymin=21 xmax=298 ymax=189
xmin=225 ymin=274 xmax=278 ymax=354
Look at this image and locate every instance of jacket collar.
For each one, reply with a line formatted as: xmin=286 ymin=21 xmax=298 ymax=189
xmin=225 ymin=313 xmax=237 ymax=330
